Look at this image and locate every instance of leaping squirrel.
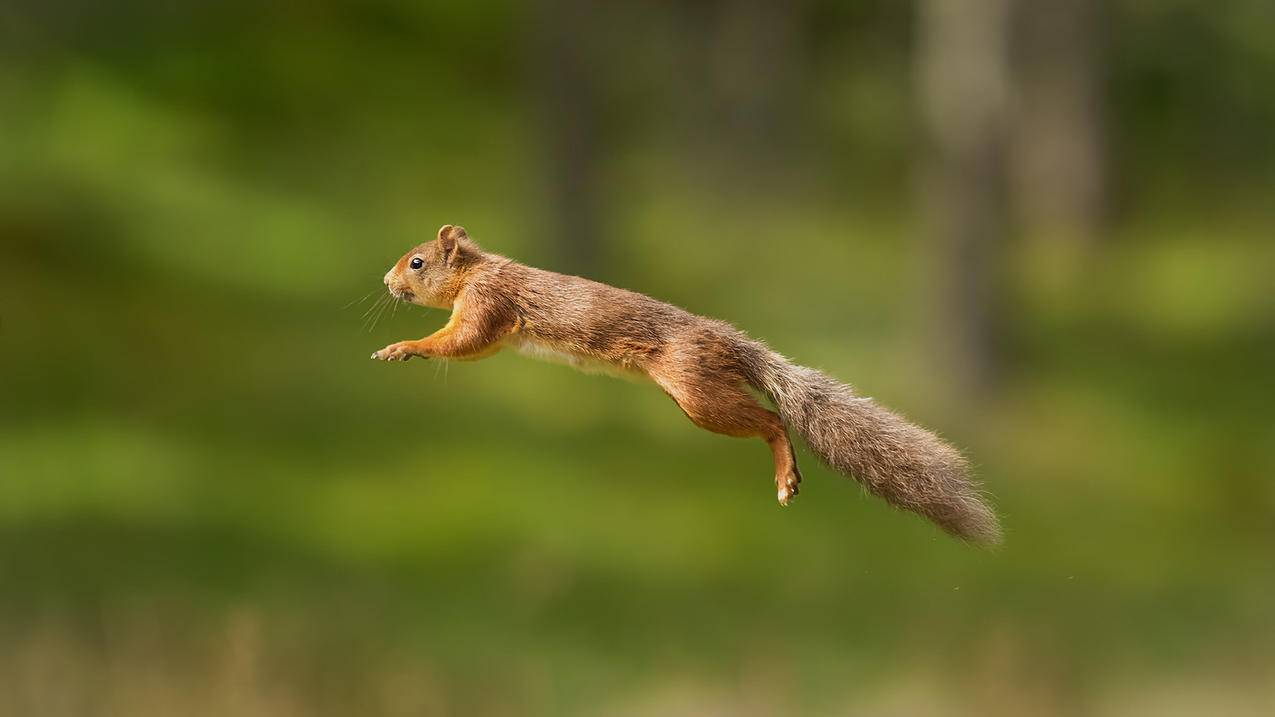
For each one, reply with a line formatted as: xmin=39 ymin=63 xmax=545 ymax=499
xmin=372 ymin=225 xmax=1000 ymax=545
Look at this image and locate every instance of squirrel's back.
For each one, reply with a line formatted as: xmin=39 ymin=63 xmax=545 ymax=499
xmin=478 ymin=260 xmax=697 ymax=375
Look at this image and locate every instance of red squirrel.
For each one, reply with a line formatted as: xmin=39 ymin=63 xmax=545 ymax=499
xmin=372 ymin=225 xmax=1000 ymax=544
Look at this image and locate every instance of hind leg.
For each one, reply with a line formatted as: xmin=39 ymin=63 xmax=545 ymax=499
xmin=652 ymin=368 xmax=802 ymax=505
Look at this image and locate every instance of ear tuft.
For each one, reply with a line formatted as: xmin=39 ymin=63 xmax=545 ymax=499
xmin=437 ymin=224 xmax=468 ymax=264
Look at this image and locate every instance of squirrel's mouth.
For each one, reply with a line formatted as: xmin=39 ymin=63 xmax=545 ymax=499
xmin=393 ymin=288 xmax=415 ymax=303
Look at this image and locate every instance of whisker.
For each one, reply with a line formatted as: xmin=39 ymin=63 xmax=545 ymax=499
xmin=369 ymin=293 xmax=393 ymax=333
xmin=360 ymin=292 xmax=388 ymax=322
xmin=365 ymin=298 xmax=383 ymax=333
xmin=379 ymin=296 xmax=394 ymax=329
xmin=359 ymin=293 xmax=383 ymax=327
xmin=361 ymin=293 xmax=390 ymax=332
xmin=341 ymin=288 xmax=378 ymax=311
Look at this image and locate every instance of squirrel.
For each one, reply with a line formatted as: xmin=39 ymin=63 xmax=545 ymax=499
xmin=372 ymin=225 xmax=1001 ymax=545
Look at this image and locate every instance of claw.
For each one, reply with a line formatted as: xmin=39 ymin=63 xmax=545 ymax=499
xmin=777 ymin=474 xmax=800 ymax=506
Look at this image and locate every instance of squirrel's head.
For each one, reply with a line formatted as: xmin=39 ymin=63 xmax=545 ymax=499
xmin=383 ymin=224 xmax=482 ymax=308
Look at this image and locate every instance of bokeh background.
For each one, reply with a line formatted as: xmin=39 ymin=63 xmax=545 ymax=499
xmin=2 ymin=1 xmax=1273 ymax=715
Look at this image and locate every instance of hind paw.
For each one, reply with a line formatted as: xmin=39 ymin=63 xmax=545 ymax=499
xmin=776 ymin=469 xmax=802 ymax=507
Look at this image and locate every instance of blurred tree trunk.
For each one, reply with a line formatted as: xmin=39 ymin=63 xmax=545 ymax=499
xmin=706 ymin=0 xmax=803 ymax=171
xmin=1013 ymin=0 xmax=1106 ymax=278
xmin=534 ymin=0 xmax=604 ymax=275
xmin=916 ymin=0 xmax=1014 ymax=405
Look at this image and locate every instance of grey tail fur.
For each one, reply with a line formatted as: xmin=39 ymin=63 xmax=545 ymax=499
xmin=741 ymin=342 xmax=1001 ymax=545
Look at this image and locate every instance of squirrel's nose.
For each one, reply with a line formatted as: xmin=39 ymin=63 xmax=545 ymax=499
xmin=383 ymin=270 xmax=394 ymax=287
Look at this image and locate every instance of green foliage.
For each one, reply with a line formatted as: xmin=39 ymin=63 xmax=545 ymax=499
xmin=1 ymin=1 xmax=1272 ymax=714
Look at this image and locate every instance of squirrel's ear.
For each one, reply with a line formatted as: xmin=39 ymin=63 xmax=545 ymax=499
xmin=437 ymin=224 xmax=468 ymax=265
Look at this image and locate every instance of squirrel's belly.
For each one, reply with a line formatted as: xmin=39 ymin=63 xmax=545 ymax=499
xmin=503 ymin=334 xmax=649 ymax=382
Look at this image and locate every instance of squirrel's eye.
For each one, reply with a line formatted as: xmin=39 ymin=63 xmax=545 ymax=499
xmin=409 ymin=257 xmax=424 ymax=270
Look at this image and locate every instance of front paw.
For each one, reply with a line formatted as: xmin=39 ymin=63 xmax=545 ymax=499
xmin=371 ymin=341 xmax=420 ymax=362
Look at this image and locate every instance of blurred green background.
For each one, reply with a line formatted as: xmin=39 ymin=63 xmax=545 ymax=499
xmin=2 ymin=1 xmax=1273 ymax=715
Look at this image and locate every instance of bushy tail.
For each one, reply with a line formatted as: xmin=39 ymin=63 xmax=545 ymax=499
xmin=741 ymin=343 xmax=1001 ymax=545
